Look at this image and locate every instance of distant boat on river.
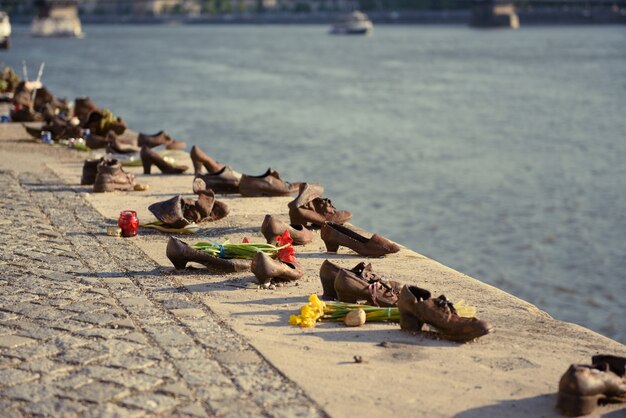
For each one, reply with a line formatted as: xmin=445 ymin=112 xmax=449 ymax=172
xmin=329 ymin=11 xmax=373 ymax=35
xmin=31 ymin=1 xmax=83 ymax=38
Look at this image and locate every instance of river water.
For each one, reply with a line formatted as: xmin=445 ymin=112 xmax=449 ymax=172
xmin=4 ymin=24 xmax=625 ymax=343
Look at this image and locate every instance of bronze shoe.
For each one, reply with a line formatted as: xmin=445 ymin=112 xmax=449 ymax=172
xmin=10 ymin=107 xmax=43 ymax=122
xmin=140 ymin=146 xmax=189 ymax=175
xmin=557 ymin=359 xmax=626 ymax=417
xmin=193 ymin=166 xmax=241 ymax=194
xmin=320 ymin=260 xmax=403 ymax=301
xmin=320 ymin=222 xmax=400 ymax=257
xmin=398 ymin=285 xmax=493 ymax=343
xmin=83 ymin=110 xmax=127 ymax=136
xmin=138 ymin=131 xmax=186 ymax=150
xmin=251 ymin=251 xmax=304 ymax=286
xmin=106 ymin=131 xmax=139 ymax=154
xmin=190 ymin=145 xmax=225 ymax=175
xmin=260 ymin=214 xmax=313 ymax=246
xmin=319 ymin=260 xmax=342 ymax=299
xmin=85 ymin=133 xmax=108 ymax=149
xmin=187 ymin=189 xmax=229 ymax=223
xmin=81 ymin=157 xmax=103 ymax=186
xmin=334 ymin=263 xmax=400 ymax=307
xmin=239 ymin=168 xmax=300 ymax=197
xmin=74 ymin=97 xmax=99 ymax=124
xmin=288 ymin=183 xmax=351 ymax=227
xmin=166 ymin=237 xmax=250 ymax=272
xmin=93 ymin=159 xmax=135 ymax=193
xmin=149 ymin=191 xmax=228 ymax=228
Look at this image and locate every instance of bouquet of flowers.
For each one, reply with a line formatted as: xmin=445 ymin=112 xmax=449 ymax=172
xmin=191 ymin=230 xmax=296 ymax=261
xmin=289 ymin=294 xmax=476 ymax=328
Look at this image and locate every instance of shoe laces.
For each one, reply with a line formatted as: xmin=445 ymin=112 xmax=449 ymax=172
xmin=312 ymin=198 xmax=336 ymax=215
xmin=353 ymin=262 xmax=396 ymax=294
xmin=435 ymin=295 xmax=458 ymax=315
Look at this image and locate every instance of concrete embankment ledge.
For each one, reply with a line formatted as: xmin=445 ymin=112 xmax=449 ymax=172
xmin=1 ymin=122 xmax=625 ymax=417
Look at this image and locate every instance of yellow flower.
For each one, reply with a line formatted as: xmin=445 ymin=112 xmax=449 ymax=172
xmin=289 ymin=294 xmax=331 ymax=328
xmin=453 ymin=300 xmax=477 ymax=318
xmin=301 ymin=316 xmax=317 ymax=328
xmin=308 ymin=294 xmax=326 ymax=313
xmin=289 ymin=314 xmax=302 ymax=326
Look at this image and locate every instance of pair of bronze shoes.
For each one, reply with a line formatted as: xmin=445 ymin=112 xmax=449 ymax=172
xmin=198 ymin=166 xmax=296 ymax=197
xmin=288 ymin=183 xmax=351 ymax=227
xmin=140 ymin=146 xmax=189 ymax=175
xmin=251 ymin=252 xmax=304 ymax=286
xmin=320 ymin=222 xmax=400 ymax=257
xmin=398 ymin=285 xmax=493 ymax=343
xmin=148 ymin=190 xmax=229 ymax=228
xmin=92 ymin=159 xmax=135 ymax=193
xmin=166 ymin=237 xmax=250 ymax=273
xmin=191 ymin=145 xmax=242 ymax=194
xmin=319 ymin=260 xmax=402 ymax=307
xmin=557 ymin=355 xmax=626 ymax=416
xmin=239 ymin=168 xmax=300 ymax=197
xmin=260 ymin=214 xmax=313 ymax=246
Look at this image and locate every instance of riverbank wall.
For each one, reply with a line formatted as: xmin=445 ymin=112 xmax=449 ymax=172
xmin=1 ymin=120 xmax=625 ymax=417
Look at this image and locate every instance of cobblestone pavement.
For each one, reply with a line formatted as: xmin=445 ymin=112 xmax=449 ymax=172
xmin=0 ymin=169 xmax=327 ymax=418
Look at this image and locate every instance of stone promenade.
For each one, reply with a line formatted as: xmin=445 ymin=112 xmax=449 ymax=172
xmin=0 ymin=169 xmax=326 ymax=418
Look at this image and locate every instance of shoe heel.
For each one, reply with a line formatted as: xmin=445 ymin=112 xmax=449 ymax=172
xmin=192 ymin=160 xmax=203 ymax=176
xmin=324 ymin=240 xmax=339 ymax=253
xmin=399 ymin=311 xmax=424 ymax=332
xmin=169 ymin=257 xmax=188 ymax=270
xmin=142 ymin=160 xmax=152 ymax=175
xmin=556 ymin=392 xmax=599 ymax=417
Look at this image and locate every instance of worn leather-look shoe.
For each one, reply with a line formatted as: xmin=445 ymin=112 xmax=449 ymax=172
xmin=319 ymin=260 xmax=342 ymax=299
xmin=74 ymin=97 xmax=99 ymax=124
xmin=319 ymin=260 xmax=402 ymax=301
xmin=149 ymin=191 xmax=228 ymax=228
xmin=85 ymin=133 xmax=108 ymax=149
xmin=83 ymin=110 xmax=127 ymax=136
xmin=106 ymin=131 xmax=139 ymax=154
xmin=138 ymin=131 xmax=186 ymax=150
xmin=557 ymin=360 xmax=626 ymax=417
xmin=11 ymin=107 xmax=43 ymax=122
xmin=194 ymin=166 xmax=241 ymax=194
xmin=320 ymin=222 xmax=400 ymax=257
xmin=190 ymin=179 xmax=229 ymax=222
xmin=239 ymin=168 xmax=300 ymax=197
xmin=260 ymin=214 xmax=313 ymax=246
xmin=334 ymin=263 xmax=401 ymax=307
xmin=81 ymin=158 xmax=103 ymax=186
xmin=251 ymin=251 xmax=304 ymax=286
xmin=190 ymin=145 xmax=225 ymax=175
xmin=93 ymin=159 xmax=135 ymax=193
xmin=149 ymin=195 xmax=191 ymax=228
xmin=398 ymin=285 xmax=493 ymax=343
xmin=288 ymin=183 xmax=351 ymax=227
xmin=140 ymin=146 xmax=189 ymax=174
xmin=166 ymin=237 xmax=250 ymax=272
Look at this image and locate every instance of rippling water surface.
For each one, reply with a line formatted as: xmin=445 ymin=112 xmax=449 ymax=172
xmin=5 ymin=24 xmax=625 ymax=343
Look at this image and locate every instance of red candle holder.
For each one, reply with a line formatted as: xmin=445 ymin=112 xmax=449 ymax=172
xmin=118 ymin=210 xmax=138 ymax=237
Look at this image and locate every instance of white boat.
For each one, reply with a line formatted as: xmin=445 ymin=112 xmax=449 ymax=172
xmin=31 ymin=4 xmax=83 ymax=38
xmin=0 ymin=11 xmax=11 ymax=49
xmin=330 ymin=11 xmax=373 ymax=35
